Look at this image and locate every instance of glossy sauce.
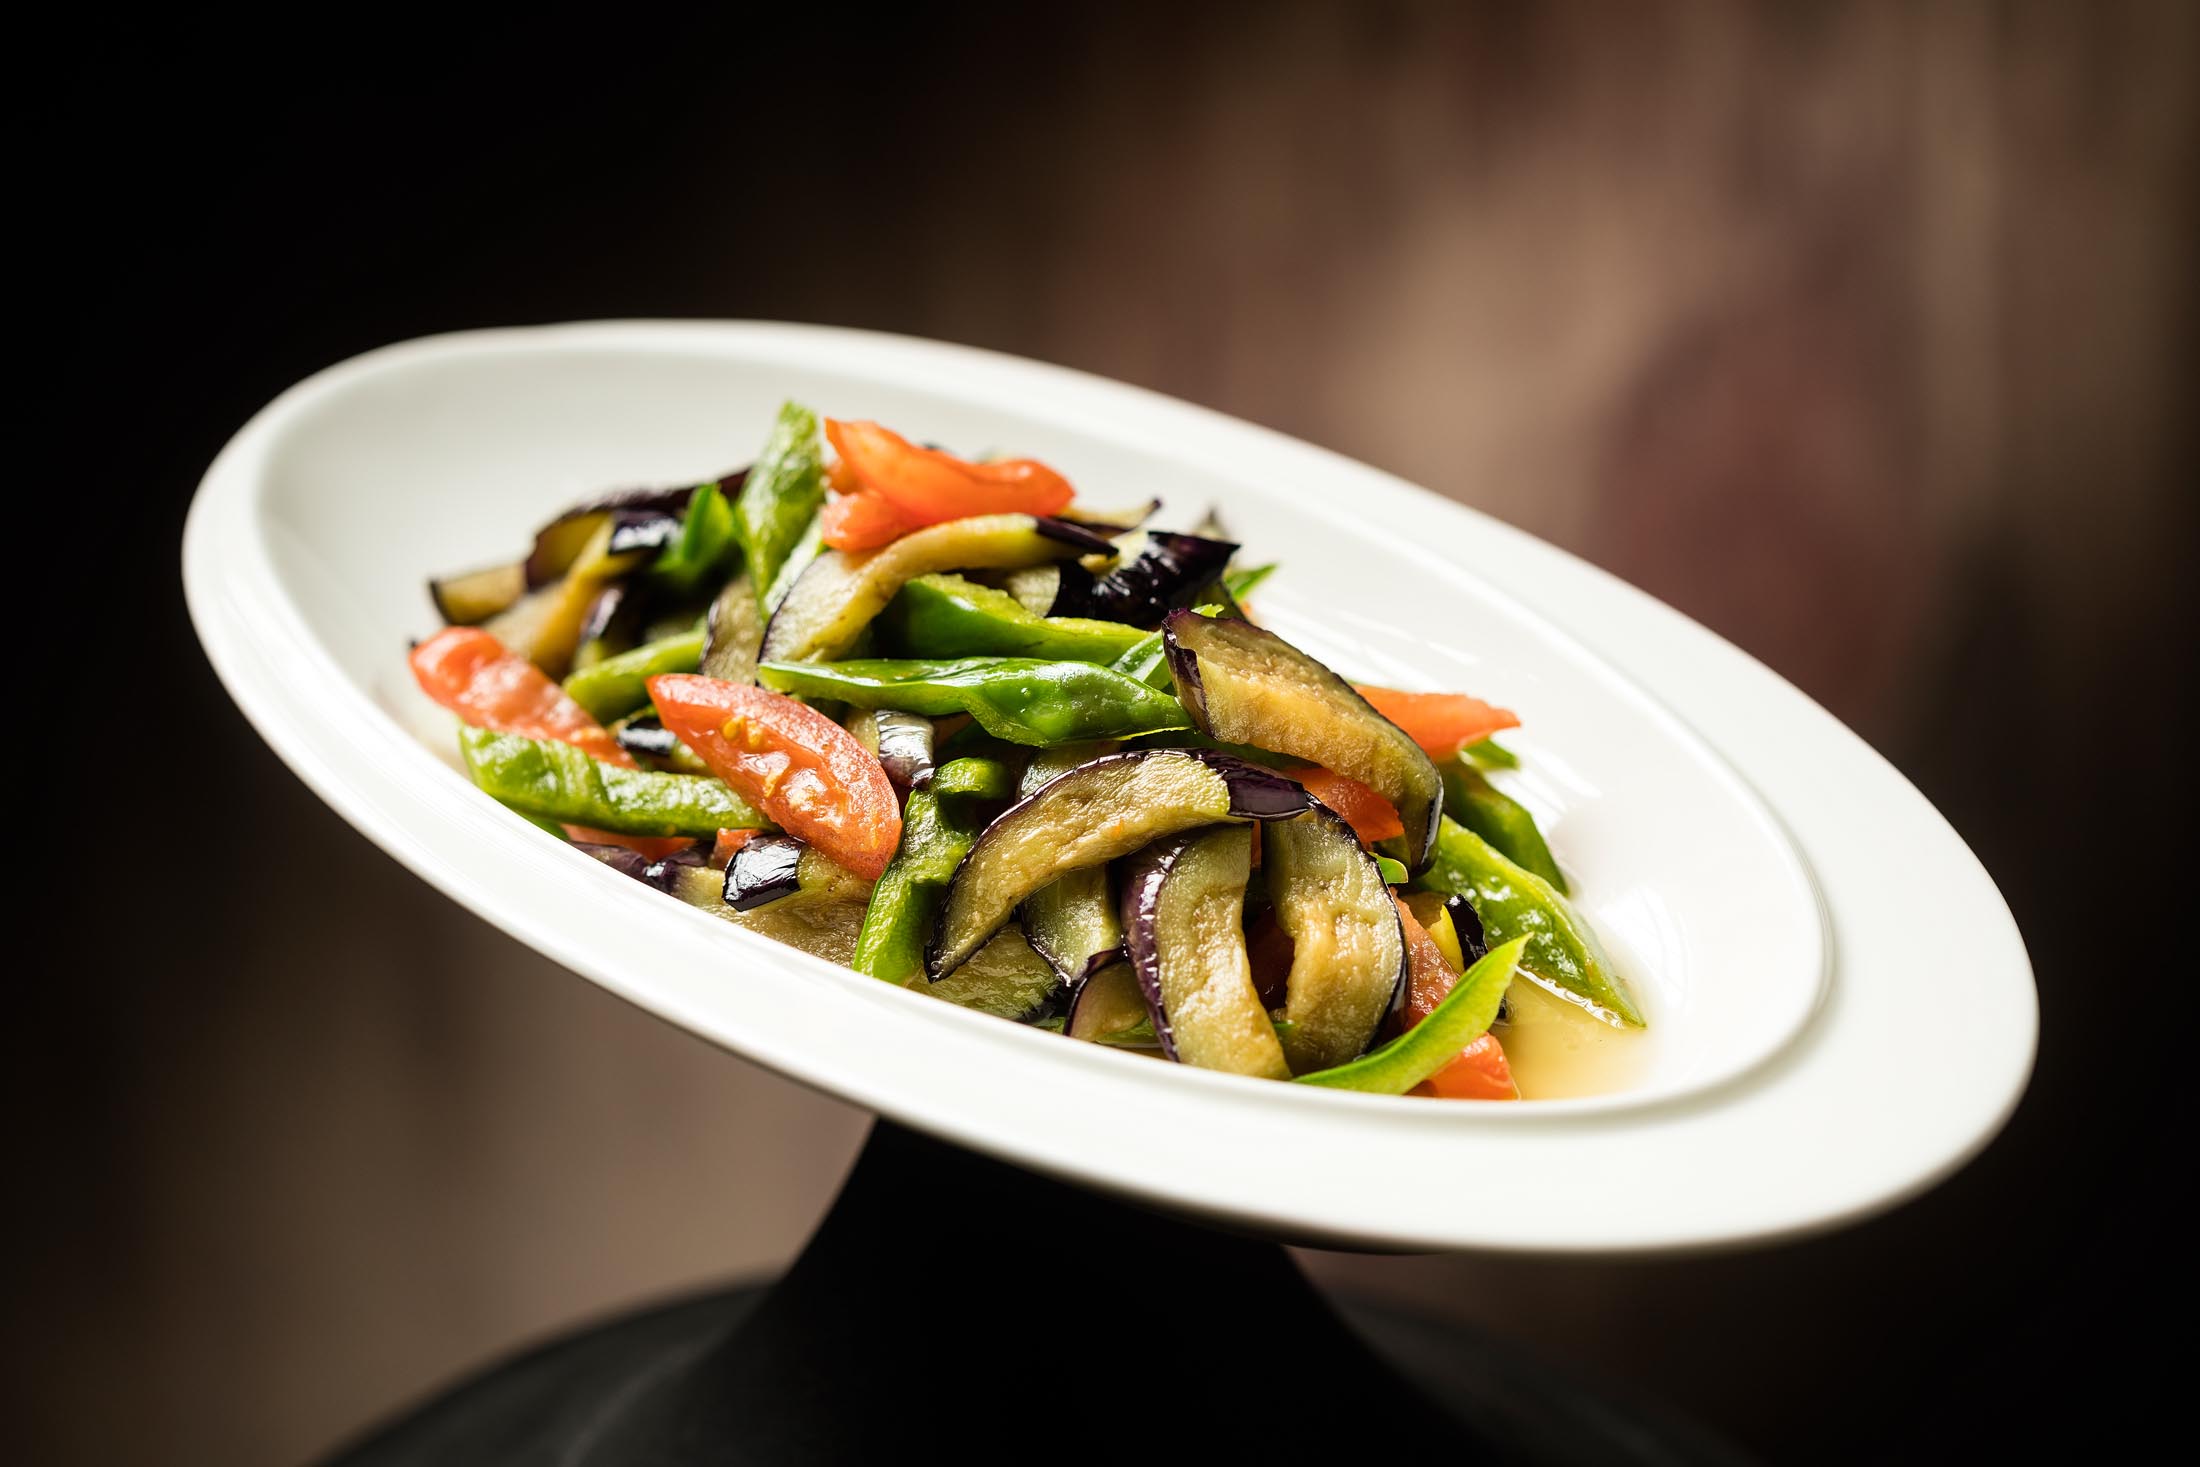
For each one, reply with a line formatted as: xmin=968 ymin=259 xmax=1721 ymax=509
xmin=1493 ymin=973 xmax=1654 ymax=1100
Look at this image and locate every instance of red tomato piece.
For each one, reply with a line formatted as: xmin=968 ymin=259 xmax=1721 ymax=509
xmin=1295 ymin=766 xmax=1405 ymax=845
xmin=825 ymin=418 xmax=1073 ymax=525
xmin=1352 ymin=686 xmax=1521 ymax=757
xmin=1414 ymin=1034 xmax=1518 ymax=1101
xmin=648 ymin=674 xmax=903 ymax=880
xmin=409 ymin=627 xmax=630 ymax=767
xmin=820 ymin=489 xmax=917 ymax=551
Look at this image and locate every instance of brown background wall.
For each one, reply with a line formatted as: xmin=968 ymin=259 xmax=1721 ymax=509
xmin=30 ymin=3 xmax=2194 ymax=1462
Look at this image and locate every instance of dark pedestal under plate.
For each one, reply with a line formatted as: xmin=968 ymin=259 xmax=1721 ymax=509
xmin=328 ymin=1122 xmax=1750 ymax=1465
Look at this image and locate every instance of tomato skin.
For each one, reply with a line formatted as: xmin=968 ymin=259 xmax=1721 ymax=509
xmin=410 ymin=627 xmax=631 ymax=766
xmin=820 ymin=489 xmax=917 ymax=551
xmin=1395 ymin=898 xmax=1518 ymax=1099
xmin=1295 ymin=767 xmax=1405 ymax=845
xmin=648 ymin=674 xmax=902 ymax=880
xmin=825 ymin=419 xmax=1073 ymax=526
xmin=1394 ymin=899 xmax=1457 ymax=1027
xmin=1414 ymin=1034 xmax=1517 ymax=1100
xmin=1353 ymin=686 xmax=1521 ymax=757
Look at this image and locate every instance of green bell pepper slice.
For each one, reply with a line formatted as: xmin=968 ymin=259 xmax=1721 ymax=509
xmin=880 ymin=573 xmax=1151 ymax=663
xmin=651 ymin=482 xmax=741 ymax=595
xmin=561 ymin=630 xmax=705 ymax=722
xmin=1441 ymin=759 xmax=1568 ymax=894
xmin=1462 ymin=737 xmax=1518 ymax=770
xmin=1296 ymin=938 xmax=1528 ymax=1093
xmin=850 ymin=758 xmax=996 ymax=983
xmin=928 ymin=755 xmax=1018 ymax=801
xmin=458 ymin=725 xmax=769 ymax=837
xmin=757 ymin=657 xmax=1194 ymax=746
xmin=735 ymin=401 xmax=826 ymax=606
xmin=1417 ymin=818 xmax=1641 ymax=1026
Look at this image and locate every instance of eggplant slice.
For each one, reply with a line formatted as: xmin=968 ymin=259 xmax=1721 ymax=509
xmin=915 ymin=925 xmax=1063 ymax=1021
xmin=1064 ymin=959 xmax=1158 ymax=1046
xmin=1121 ymin=826 xmax=1289 ymax=1078
xmin=925 ymin=749 xmax=1313 ymax=980
xmin=1165 ymin=611 xmax=1442 ymax=869
xmin=845 ymin=708 xmax=938 ymax=793
xmin=1262 ymin=805 xmax=1408 ymax=1074
xmin=699 ymin=573 xmax=764 ymax=683
xmin=724 ymin=835 xmax=874 ymax=912
xmin=429 ymin=562 xmax=526 ymax=626
xmin=760 ymin=514 xmax=1115 ymax=664
xmin=671 ymin=864 xmax=868 ymax=965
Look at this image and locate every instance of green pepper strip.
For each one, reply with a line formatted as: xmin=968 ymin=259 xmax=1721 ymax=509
xmin=459 ymin=725 xmax=770 ymax=837
xmin=1223 ymin=563 xmax=1276 ymax=600
xmin=736 ymin=400 xmax=826 ymax=607
xmin=927 ymin=756 xmax=1017 ymax=801
xmin=1462 ymin=737 xmax=1518 ymax=770
xmin=880 ymin=573 xmax=1151 ymax=663
xmin=1416 ymin=818 xmax=1642 ymax=1026
xmin=652 ymin=482 xmax=741 ymax=595
xmin=1441 ymin=759 xmax=1569 ymax=894
xmin=561 ymin=631 xmax=705 ymax=722
xmin=757 ymin=657 xmax=1193 ymax=747
xmin=850 ymin=767 xmax=989 ymax=983
xmin=1296 ymin=938 xmax=1528 ymax=1093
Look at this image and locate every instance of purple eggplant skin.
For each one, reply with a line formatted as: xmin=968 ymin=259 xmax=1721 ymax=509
xmin=1051 ymin=532 xmax=1240 ymax=625
xmin=1188 ymin=750 xmax=1318 ymax=820
xmin=1164 ymin=611 xmax=1442 ymax=870
xmin=613 ymin=716 xmax=681 ymax=762
xmin=923 ymin=749 xmax=1314 ymax=981
xmin=1030 ymin=517 xmax=1123 ymax=555
xmin=1444 ymin=892 xmax=1489 ymax=964
xmin=1119 ymin=826 xmax=1290 ymax=1077
xmin=605 ymin=507 xmax=685 ymax=557
xmin=523 ymin=472 xmax=747 ymax=588
xmin=574 ymin=840 xmax=705 ymax=893
xmin=725 ymin=834 xmax=807 ymax=911
xmin=873 ymin=710 xmax=938 ymax=792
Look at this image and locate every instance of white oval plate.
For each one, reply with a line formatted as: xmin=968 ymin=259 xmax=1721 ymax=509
xmin=184 ymin=322 xmax=2034 ymax=1254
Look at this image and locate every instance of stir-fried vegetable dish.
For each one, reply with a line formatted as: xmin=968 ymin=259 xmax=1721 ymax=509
xmin=411 ymin=403 xmax=1644 ymax=1099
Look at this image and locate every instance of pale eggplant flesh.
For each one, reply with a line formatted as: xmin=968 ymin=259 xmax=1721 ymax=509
xmin=1120 ymin=826 xmax=1290 ymax=1078
xmin=760 ymin=513 xmax=1115 ymax=665
xmin=700 ymin=573 xmax=764 ymax=683
xmin=1262 ymin=804 xmax=1408 ymax=1074
xmin=924 ymin=749 xmax=1313 ymax=981
xmin=1020 ymin=866 xmax=1124 ymax=984
xmin=1064 ymin=959 xmax=1157 ymax=1046
xmin=429 ymin=562 xmax=527 ymax=626
xmin=1164 ymin=610 xmax=1442 ymax=869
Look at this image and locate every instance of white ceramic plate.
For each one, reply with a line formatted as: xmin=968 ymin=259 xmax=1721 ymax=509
xmin=184 ymin=322 xmax=2034 ymax=1254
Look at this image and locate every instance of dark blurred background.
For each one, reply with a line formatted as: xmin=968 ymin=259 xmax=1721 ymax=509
xmin=30 ymin=3 xmax=2194 ymax=1462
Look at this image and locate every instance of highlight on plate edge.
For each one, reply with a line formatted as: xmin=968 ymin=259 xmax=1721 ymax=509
xmin=409 ymin=402 xmax=1648 ymax=1100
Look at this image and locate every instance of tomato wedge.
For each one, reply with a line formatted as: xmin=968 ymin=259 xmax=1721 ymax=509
xmin=649 ymin=674 xmax=902 ymax=880
xmin=1353 ymin=686 xmax=1520 ymax=757
xmin=1294 ymin=766 xmax=1405 ymax=845
xmin=411 ymin=627 xmax=631 ymax=766
xmin=820 ymin=488 xmax=917 ymax=551
xmin=1414 ymin=1034 xmax=1517 ymax=1100
xmin=825 ymin=419 xmax=1073 ymax=527
xmin=1394 ymin=896 xmax=1518 ymax=1099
